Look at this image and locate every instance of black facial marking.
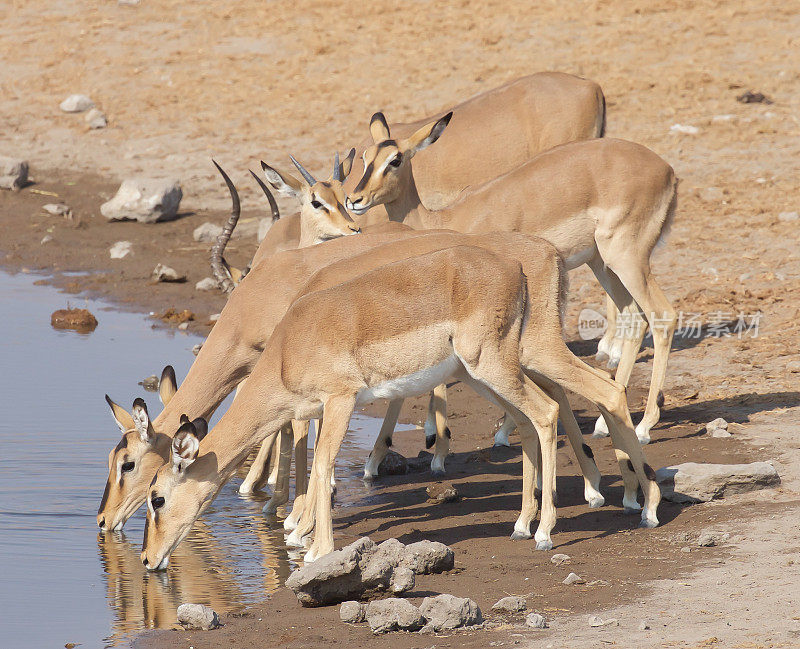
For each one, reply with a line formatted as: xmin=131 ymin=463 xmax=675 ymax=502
xmin=581 ymin=443 xmax=595 ymax=459
xmin=626 ymin=459 xmax=635 ymax=473
xmin=644 ymin=463 xmax=657 ymax=481
xmin=113 ymin=436 xmax=128 ymax=453
xmin=98 ymin=480 xmax=111 ymax=514
xmin=444 ymin=426 xmax=452 ymax=439
xmin=425 ymin=435 xmax=435 ymax=449
xmin=376 ymin=139 xmax=398 ymax=151
xmin=353 ymin=163 xmax=374 ymax=193
xmin=143 ymin=512 xmax=151 ymax=547
xmin=385 ymin=436 xmax=392 ymax=448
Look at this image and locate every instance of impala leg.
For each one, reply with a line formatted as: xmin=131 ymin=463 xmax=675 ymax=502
xmin=267 ymin=436 xmax=280 ymax=488
xmin=493 ymin=413 xmax=515 ymax=447
xmin=239 ymin=433 xmax=277 ymax=495
xmin=306 ymin=396 xmax=356 ymax=562
xmin=430 ymin=383 xmax=450 ymax=476
xmin=287 ymin=418 xmax=324 ymax=545
xmin=596 ymin=293 xmax=619 ymax=366
xmin=284 ymin=420 xmax=309 ymax=531
xmin=264 ymin=423 xmax=294 ymax=514
xmin=364 ymin=399 xmax=403 ymax=479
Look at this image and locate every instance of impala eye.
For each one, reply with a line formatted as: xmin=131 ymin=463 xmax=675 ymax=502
xmin=151 ymin=496 xmax=165 ymax=510
xmin=389 ymin=155 xmax=402 ymax=168
xmin=311 ymin=200 xmax=322 ymax=209
xmin=121 ymin=461 xmax=135 ymax=472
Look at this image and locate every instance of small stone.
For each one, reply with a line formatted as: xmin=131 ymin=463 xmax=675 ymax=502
xmin=178 ymin=322 xmax=189 ymax=331
xmin=699 ymin=187 xmax=724 ymax=202
xmin=550 ymin=553 xmax=571 ymax=566
xmin=41 ymin=234 xmax=54 ymax=245
xmin=59 ymin=94 xmax=94 ymax=113
xmin=51 ymin=308 xmax=98 ymax=332
xmin=778 ymin=211 xmax=799 ymax=222
xmin=426 ymin=482 xmax=459 ymax=504
xmin=43 ymin=203 xmax=71 ymax=216
xmin=193 ymin=222 xmax=223 ymax=243
xmin=491 ymin=596 xmax=527 ymax=613
xmin=101 ymin=178 xmax=182 ymax=223
xmin=681 ymin=546 xmax=692 ymax=553
xmin=209 ymin=313 xmax=221 ymax=322
xmin=418 ymin=594 xmax=482 ymax=632
xmin=139 ymin=375 xmax=159 ymax=391
xmin=110 ymin=241 xmax=133 ymax=259
xmin=639 ymin=621 xmax=651 ymax=631
xmin=563 ymin=572 xmax=584 ymax=585
xmin=152 ymin=263 xmax=186 ymax=283
xmin=0 ymin=155 xmax=28 ymax=190
xmin=195 ymin=277 xmax=218 ymax=291
xmin=339 ymin=601 xmax=366 ymax=624
xmin=192 ymin=344 xmax=203 ymax=356
xmin=737 ymin=90 xmax=772 ymax=104
xmin=365 ymin=598 xmax=424 ymax=634
xmin=697 ymin=531 xmax=729 ymax=547
xmin=588 ymin=615 xmax=618 ymax=627
xmin=670 ymin=123 xmax=699 ymax=135
xmin=176 ymin=603 xmax=220 ymax=630
xmin=712 ymin=429 xmax=732 ymax=438
xmin=84 ymin=108 xmax=107 ymax=129
xmin=705 ymin=417 xmax=728 ymax=434
xmin=378 ymin=449 xmax=408 ymax=476
xmin=525 ymin=613 xmax=547 ymax=629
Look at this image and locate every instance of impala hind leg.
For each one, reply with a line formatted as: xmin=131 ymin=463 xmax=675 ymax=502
xmin=596 ymin=293 xmax=617 ymax=364
xmin=364 ymin=399 xmax=403 ymax=479
xmin=429 ymin=383 xmax=450 ymax=476
xmin=493 ymin=413 xmax=515 ymax=447
xmin=264 ymin=423 xmax=294 ymax=514
xmin=287 ymin=419 xmax=321 ymax=545
xmin=239 ymin=433 xmax=277 ymax=495
xmin=306 ymin=396 xmax=356 ymax=562
xmin=284 ymin=420 xmax=309 ymax=531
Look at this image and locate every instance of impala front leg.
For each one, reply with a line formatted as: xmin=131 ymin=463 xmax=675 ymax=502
xmin=264 ymin=423 xmax=294 ymax=514
xmin=284 ymin=420 xmax=309 ymax=531
xmin=239 ymin=432 xmax=277 ymax=495
xmin=364 ymin=399 xmax=403 ymax=479
xmin=306 ymin=396 xmax=356 ymax=562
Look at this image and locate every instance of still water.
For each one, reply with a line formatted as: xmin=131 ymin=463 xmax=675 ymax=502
xmin=0 ymin=271 xmax=415 ymax=649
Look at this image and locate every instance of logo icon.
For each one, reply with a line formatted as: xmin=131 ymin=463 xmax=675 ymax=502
xmin=577 ymin=308 xmax=608 ymax=340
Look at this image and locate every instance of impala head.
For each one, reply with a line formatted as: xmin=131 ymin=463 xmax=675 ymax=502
xmin=347 ymin=111 xmax=453 ymax=215
xmin=141 ymin=418 xmax=211 ymax=571
xmin=261 ymin=150 xmax=360 ymax=245
xmin=97 ymin=366 xmax=177 ymax=532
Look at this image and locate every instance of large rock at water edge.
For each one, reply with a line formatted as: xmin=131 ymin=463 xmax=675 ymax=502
xmin=176 ymin=603 xmax=220 ymax=630
xmin=419 ymin=594 xmax=482 ymax=632
xmin=0 ymin=155 xmax=28 ymax=190
xmin=365 ymin=598 xmax=424 ymax=634
xmin=656 ymin=461 xmax=780 ymax=503
xmin=101 ymin=178 xmax=182 ymax=223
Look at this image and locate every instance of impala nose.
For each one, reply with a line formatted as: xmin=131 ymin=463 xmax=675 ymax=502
xmin=98 ymin=517 xmax=105 ymax=528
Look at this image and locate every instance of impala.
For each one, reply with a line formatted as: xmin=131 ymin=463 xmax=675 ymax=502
xmin=347 ymin=114 xmax=677 ymax=444
xmin=141 ymin=240 xmax=660 ymax=568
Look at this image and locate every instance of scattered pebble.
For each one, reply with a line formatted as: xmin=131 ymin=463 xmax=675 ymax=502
xmin=491 ymin=596 xmax=527 ymax=613
xmin=101 ymin=178 xmax=182 ymax=223
xmin=550 ymin=553 xmax=571 ymax=566
xmin=706 ymin=417 xmax=731 ymax=438
xmin=588 ymin=615 xmax=619 ymax=627
xmin=195 ymin=277 xmax=218 ymax=291
xmin=736 ymin=90 xmax=772 ymax=104
xmin=525 ymin=613 xmax=547 ymax=629
xmin=176 ymin=603 xmax=220 ymax=630
xmin=426 ymin=482 xmax=459 ymax=503
xmin=178 ymin=322 xmax=189 ymax=331
xmin=192 ymin=344 xmax=203 ymax=356
xmin=43 ymin=203 xmax=71 ymax=216
xmin=59 ymin=94 xmax=94 ymax=113
xmin=139 ymin=375 xmax=159 ymax=391
xmin=697 ymin=530 xmax=730 ymax=547
xmin=152 ymin=263 xmax=186 ymax=283
xmin=681 ymin=546 xmax=692 ymax=553
xmin=209 ymin=313 xmax=221 ymax=322
xmin=41 ymin=234 xmax=54 ymax=245
xmin=563 ymin=572 xmax=585 ymax=585
xmin=84 ymin=108 xmax=107 ymax=129
xmin=0 ymin=155 xmax=29 ymax=190
xmin=638 ymin=621 xmax=651 ymax=631
xmin=778 ymin=211 xmax=799 ymax=222
xmin=193 ymin=222 xmax=223 ymax=243
xmin=670 ymin=123 xmax=699 ymax=135
xmin=110 ymin=241 xmax=133 ymax=259
xmin=51 ymin=308 xmax=98 ymax=332
xmin=711 ymin=114 xmax=735 ymax=122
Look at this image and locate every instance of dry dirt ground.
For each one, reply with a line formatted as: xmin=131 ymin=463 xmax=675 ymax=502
xmin=1 ymin=0 xmax=800 ymax=647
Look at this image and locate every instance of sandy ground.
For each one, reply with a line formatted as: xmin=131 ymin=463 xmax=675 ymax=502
xmin=2 ymin=0 xmax=800 ymax=647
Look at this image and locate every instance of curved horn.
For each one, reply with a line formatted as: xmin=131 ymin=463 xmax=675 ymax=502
xmin=289 ymin=154 xmax=316 ymax=186
xmin=209 ymin=160 xmax=239 ymax=294
xmin=249 ymin=169 xmax=280 ymax=222
xmin=332 ymin=151 xmax=341 ymax=183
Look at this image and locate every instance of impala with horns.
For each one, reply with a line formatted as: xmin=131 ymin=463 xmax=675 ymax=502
xmin=141 ymin=240 xmax=660 ymax=568
xmin=347 ymin=114 xmax=677 ymax=444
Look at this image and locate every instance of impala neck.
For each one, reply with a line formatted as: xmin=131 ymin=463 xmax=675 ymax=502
xmin=386 ymin=166 xmax=442 ymax=230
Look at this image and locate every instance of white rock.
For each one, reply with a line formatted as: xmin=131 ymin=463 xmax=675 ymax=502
xmin=178 ymin=322 xmax=189 ymax=331
xmin=195 ymin=277 xmax=218 ymax=291
xmin=0 ymin=155 xmax=29 ymax=190
xmin=589 ymin=615 xmax=619 ymax=627
xmin=418 ymin=594 xmax=482 ymax=632
xmin=59 ymin=94 xmax=94 ymax=113
xmin=43 ymin=203 xmax=70 ymax=216
xmin=525 ymin=613 xmax=547 ymax=629
xmin=563 ymin=572 xmax=585 ymax=585
xmin=778 ymin=211 xmax=799 ymax=222
xmin=638 ymin=620 xmax=651 ymax=630
xmin=705 ymin=418 xmax=728 ymax=435
xmin=340 ymin=600 xmax=366 ymax=624
xmin=193 ymin=222 xmax=223 ymax=242
xmin=670 ymin=123 xmax=700 ymax=135
xmin=656 ymin=462 xmax=781 ymax=503
xmin=712 ymin=114 xmax=735 ymax=122
xmin=101 ymin=178 xmax=182 ymax=223
xmin=192 ymin=343 xmax=203 ymax=356
xmin=491 ymin=596 xmax=527 ymax=613
xmin=209 ymin=313 xmax=221 ymax=322
xmin=365 ymin=598 xmax=424 ymax=634
xmin=550 ymin=553 xmax=571 ymax=566
xmin=41 ymin=234 xmax=54 ymax=245
xmin=152 ymin=263 xmax=186 ymax=283
xmin=110 ymin=241 xmax=133 ymax=259
xmin=84 ymin=108 xmax=107 ymax=129
xmin=711 ymin=429 xmax=732 ymax=438
xmin=176 ymin=603 xmax=220 ymax=630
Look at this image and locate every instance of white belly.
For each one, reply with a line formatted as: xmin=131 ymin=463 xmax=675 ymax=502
xmin=356 ymin=355 xmax=460 ymax=404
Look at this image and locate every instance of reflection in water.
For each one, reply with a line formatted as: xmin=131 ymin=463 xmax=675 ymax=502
xmin=0 ymin=270 xmax=419 ymax=648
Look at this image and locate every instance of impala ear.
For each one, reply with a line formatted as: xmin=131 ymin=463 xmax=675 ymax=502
xmin=340 ymin=148 xmax=356 ymax=180
xmin=159 ymin=366 xmax=177 ymax=406
xmin=180 ymin=414 xmax=190 ymax=424
xmin=105 ymin=394 xmax=134 ymax=434
xmin=131 ymin=398 xmax=156 ymax=443
xmin=261 ymin=160 xmax=303 ymax=198
xmin=369 ymin=112 xmax=391 ymax=143
xmin=172 ymin=421 xmax=201 ymax=472
xmin=191 ymin=417 xmax=209 ymax=441
xmin=404 ymin=112 xmax=453 ymax=155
